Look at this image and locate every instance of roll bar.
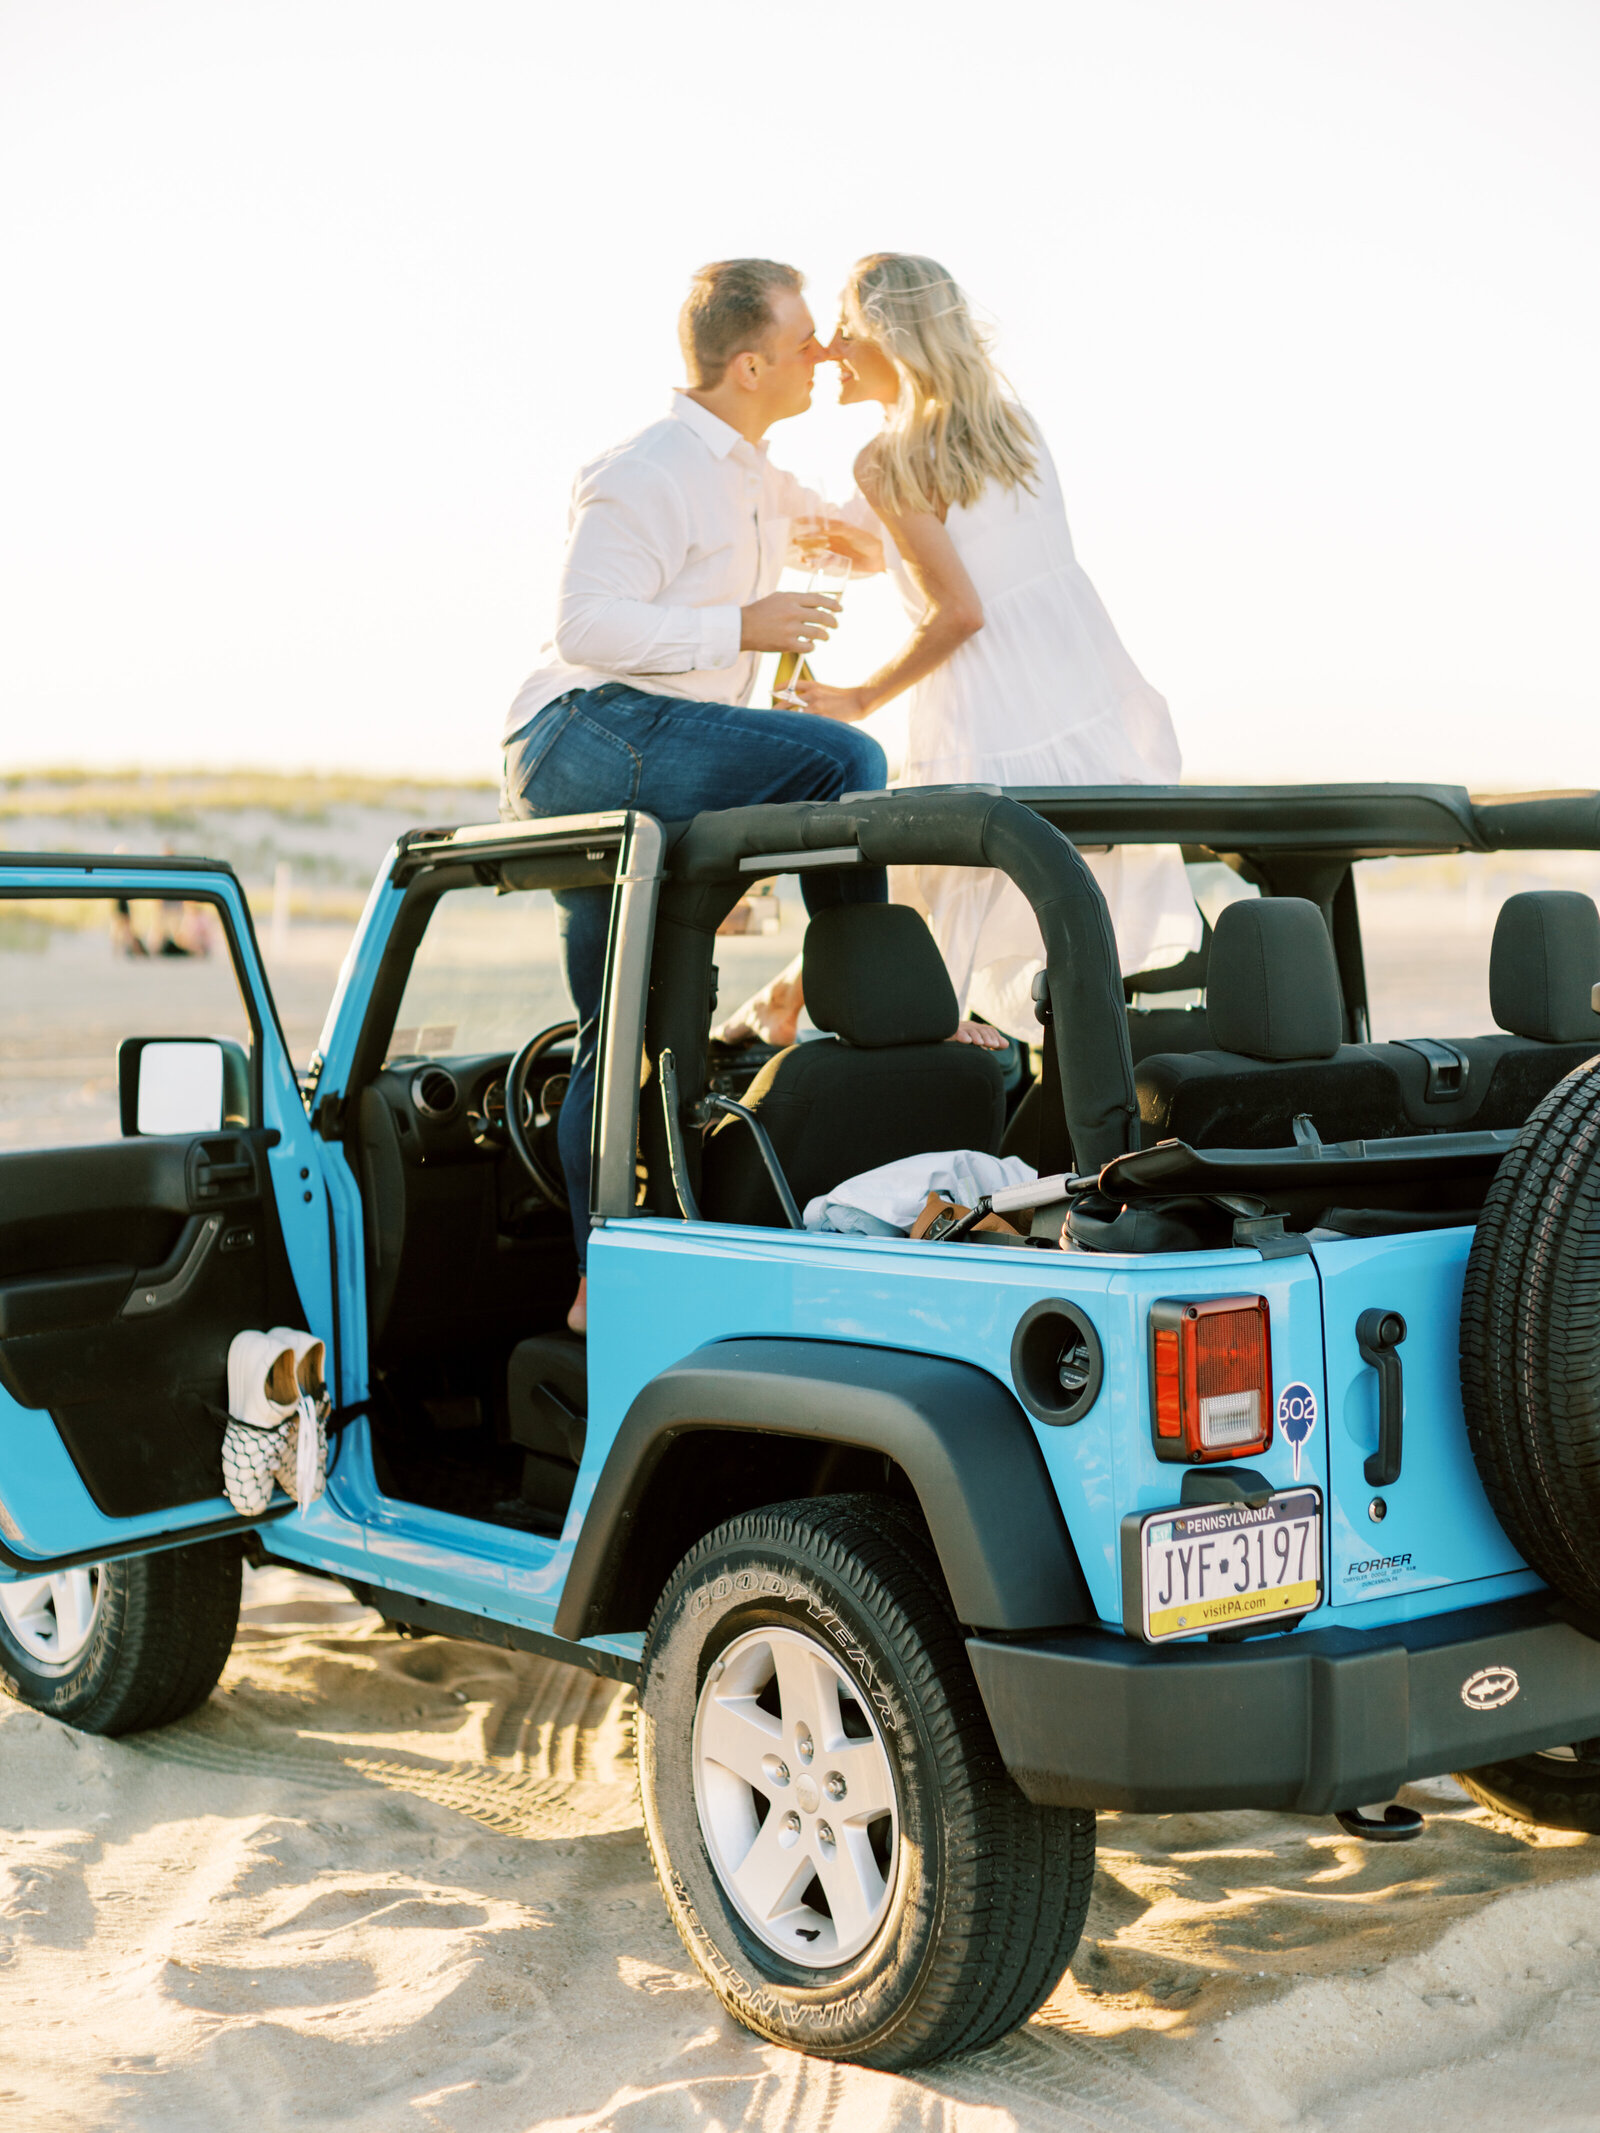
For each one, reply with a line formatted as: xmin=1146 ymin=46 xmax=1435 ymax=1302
xmin=659 ymin=789 xmax=1139 ymax=1173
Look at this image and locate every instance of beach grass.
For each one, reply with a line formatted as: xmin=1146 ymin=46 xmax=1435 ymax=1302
xmin=0 ymin=766 xmax=496 ymax=820
xmin=0 ymin=767 xmax=502 ymax=920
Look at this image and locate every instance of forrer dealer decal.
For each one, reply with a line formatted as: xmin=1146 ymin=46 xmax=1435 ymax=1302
xmin=1277 ymin=1382 xmax=1318 ymax=1479
xmin=1348 ymin=1553 xmax=1414 ymax=1580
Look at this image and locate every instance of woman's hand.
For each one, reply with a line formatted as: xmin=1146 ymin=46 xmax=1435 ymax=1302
xmin=789 ymin=514 xmax=884 ymax=576
xmin=949 ymin=1020 xmax=1008 ymax=1050
xmin=793 ymin=678 xmax=870 ymax=723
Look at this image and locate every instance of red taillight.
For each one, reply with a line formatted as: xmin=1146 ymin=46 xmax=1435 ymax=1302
xmin=1148 ymin=1296 xmax=1273 ymax=1463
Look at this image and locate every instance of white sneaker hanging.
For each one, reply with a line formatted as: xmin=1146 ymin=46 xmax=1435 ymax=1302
xmin=267 ymin=1326 xmax=329 ymax=1508
xmin=222 ymin=1330 xmax=299 ymax=1517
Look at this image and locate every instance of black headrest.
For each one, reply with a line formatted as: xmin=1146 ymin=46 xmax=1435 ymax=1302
xmin=1206 ymin=898 xmax=1343 ymax=1062
xmin=803 ymin=904 xmax=959 ymax=1048
xmin=1490 ymin=891 xmax=1600 ymax=1044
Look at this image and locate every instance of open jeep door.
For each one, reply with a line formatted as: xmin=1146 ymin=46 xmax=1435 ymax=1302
xmin=0 ymin=855 xmax=335 ymax=1578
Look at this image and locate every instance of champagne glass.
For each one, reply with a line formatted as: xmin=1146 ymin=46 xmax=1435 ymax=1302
xmin=774 ymin=539 xmax=852 ymax=709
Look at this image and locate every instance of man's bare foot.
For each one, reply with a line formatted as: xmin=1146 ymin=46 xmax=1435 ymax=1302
xmin=712 ymin=955 xmax=805 ymax=1050
xmin=567 ymin=1276 xmax=587 ymax=1337
xmin=949 ymin=1020 xmax=1008 ymax=1050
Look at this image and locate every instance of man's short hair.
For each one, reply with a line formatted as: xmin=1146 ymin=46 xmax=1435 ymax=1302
xmin=679 ymin=260 xmax=804 ymax=389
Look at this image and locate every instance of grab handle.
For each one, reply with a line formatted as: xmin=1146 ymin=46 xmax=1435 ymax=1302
xmin=1358 ymin=1308 xmax=1408 ymax=1488
xmin=694 ymin=1093 xmax=803 ymax=1230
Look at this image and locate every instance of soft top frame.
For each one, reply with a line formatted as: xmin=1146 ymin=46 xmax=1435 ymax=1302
xmin=1014 ymin=784 xmax=1600 ymax=856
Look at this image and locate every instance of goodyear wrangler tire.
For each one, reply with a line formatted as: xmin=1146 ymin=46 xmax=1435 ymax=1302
xmin=635 ymin=1494 xmax=1095 ymax=2071
xmin=1460 ymin=1058 xmax=1600 ymax=1613
xmin=0 ymin=1540 xmax=241 ymax=1736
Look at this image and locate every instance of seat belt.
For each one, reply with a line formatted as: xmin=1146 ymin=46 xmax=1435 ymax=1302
xmin=1031 ymin=968 xmax=1074 ymax=1184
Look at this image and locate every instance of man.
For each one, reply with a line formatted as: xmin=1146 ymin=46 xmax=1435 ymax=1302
xmin=502 ymin=259 xmax=889 ymax=1332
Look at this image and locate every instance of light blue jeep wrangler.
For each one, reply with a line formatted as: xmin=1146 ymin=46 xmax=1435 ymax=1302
xmin=5 ymin=784 xmax=1600 ymax=2070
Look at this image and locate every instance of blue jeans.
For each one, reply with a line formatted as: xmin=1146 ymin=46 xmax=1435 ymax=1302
xmin=502 ymin=684 xmax=889 ymax=1266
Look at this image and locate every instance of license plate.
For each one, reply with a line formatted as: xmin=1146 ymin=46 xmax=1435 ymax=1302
xmin=1125 ymin=1488 xmax=1323 ymax=1643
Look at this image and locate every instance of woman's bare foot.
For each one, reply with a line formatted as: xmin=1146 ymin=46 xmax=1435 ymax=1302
xmin=567 ymin=1276 xmax=587 ymax=1337
xmin=712 ymin=954 xmax=805 ymax=1050
xmin=711 ymin=954 xmax=1008 ymax=1055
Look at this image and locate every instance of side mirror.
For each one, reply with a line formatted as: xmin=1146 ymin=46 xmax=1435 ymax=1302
xmin=118 ymin=1038 xmax=249 ymax=1136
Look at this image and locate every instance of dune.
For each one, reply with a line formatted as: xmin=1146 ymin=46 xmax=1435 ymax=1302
xmin=3 ymin=1567 xmax=1599 ymax=2131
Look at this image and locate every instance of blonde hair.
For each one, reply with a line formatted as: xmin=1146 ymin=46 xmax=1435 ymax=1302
xmin=844 ymin=253 xmax=1037 ymax=516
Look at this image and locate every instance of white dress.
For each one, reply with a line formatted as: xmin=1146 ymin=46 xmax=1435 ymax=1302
xmin=878 ymin=416 xmax=1201 ymax=1041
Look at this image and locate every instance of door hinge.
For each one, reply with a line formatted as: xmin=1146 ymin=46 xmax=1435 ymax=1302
xmin=314 ymin=1092 xmax=346 ymax=1141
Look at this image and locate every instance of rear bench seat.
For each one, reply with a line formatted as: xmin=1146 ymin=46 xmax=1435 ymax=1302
xmin=1373 ymin=889 xmax=1600 ymax=1132
xmin=1136 ymin=888 xmax=1600 ymax=1154
xmin=1135 ymin=899 xmax=1407 ymax=1148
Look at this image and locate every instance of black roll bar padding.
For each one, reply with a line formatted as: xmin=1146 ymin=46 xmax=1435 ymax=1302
xmin=656 ymin=1048 xmax=702 ymax=1223
xmin=1472 ymin=790 xmax=1600 ymax=850
xmin=860 ymin=794 xmax=1137 ymax=1171
xmin=661 ymin=790 xmax=1140 ymax=1174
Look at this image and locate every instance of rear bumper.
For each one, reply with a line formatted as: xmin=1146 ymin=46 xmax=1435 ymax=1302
xmin=967 ymin=1593 xmax=1600 ymax=1815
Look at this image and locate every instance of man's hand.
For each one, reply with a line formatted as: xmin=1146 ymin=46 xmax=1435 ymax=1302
xmin=740 ymin=591 xmax=842 ymax=655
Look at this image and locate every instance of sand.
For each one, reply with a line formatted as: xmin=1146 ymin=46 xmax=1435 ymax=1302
xmin=1 ymin=1567 xmax=1598 ymax=2132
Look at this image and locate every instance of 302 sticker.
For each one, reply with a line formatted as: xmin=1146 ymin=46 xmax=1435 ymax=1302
xmin=1277 ymin=1381 xmax=1318 ymax=1479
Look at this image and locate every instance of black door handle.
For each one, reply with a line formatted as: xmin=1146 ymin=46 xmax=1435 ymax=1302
xmin=197 ymin=1160 xmax=252 ymax=1186
xmin=1358 ymin=1308 xmax=1408 ymax=1487
xmin=190 ymin=1139 xmax=256 ymax=1200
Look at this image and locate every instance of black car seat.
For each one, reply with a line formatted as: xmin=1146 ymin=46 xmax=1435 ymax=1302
xmin=505 ymin=1332 xmax=587 ymax=1528
xmin=699 ymin=903 xmax=1006 ymax=1227
xmin=1002 ymin=1000 xmax=1212 ymax=1166
xmin=1135 ymin=898 xmax=1408 ymax=1148
xmin=1126 ymin=1001 xmax=1212 ymax=1066
xmin=1374 ymin=890 xmax=1600 ymax=1133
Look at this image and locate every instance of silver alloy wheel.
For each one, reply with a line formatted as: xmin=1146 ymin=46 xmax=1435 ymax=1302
xmin=691 ymin=1623 xmax=899 ymax=1968
xmin=0 ymin=1567 xmax=102 ymax=1670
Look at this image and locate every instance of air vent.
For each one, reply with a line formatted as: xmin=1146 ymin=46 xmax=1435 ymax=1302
xmin=412 ymin=1066 xmax=459 ymax=1121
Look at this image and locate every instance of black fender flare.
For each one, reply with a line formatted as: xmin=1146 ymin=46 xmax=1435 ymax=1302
xmin=553 ymin=1338 xmax=1094 ymax=1640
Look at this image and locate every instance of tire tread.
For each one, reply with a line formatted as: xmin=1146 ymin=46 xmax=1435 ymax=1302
xmin=1460 ymin=1061 xmax=1600 ymax=1612
xmin=1455 ymin=1753 xmax=1600 ymax=1834
xmin=0 ymin=1540 xmax=241 ymax=1737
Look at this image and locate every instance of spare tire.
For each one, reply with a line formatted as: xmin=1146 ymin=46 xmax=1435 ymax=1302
xmin=1460 ymin=1057 xmax=1600 ymax=1611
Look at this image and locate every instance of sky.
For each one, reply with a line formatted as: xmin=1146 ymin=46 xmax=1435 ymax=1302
xmin=2 ymin=0 xmax=1596 ymax=789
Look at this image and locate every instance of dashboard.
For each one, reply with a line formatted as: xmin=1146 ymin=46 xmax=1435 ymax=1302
xmin=376 ymin=1049 xmax=573 ymax=1167
xmin=358 ymin=1045 xmax=577 ymax=1356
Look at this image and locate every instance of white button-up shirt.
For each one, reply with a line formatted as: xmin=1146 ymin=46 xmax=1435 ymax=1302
xmin=503 ymin=393 xmax=828 ymax=742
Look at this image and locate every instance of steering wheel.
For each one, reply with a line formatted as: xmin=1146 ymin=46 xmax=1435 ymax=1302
xmin=505 ymin=1021 xmax=577 ymax=1210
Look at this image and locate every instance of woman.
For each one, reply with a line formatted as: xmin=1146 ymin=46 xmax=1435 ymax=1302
xmin=718 ymin=253 xmax=1198 ymax=1048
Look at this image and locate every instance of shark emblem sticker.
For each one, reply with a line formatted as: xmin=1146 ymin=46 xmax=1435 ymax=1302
xmin=1461 ymin=1666 xmax=1520 ymax=1712
xmin=1277 ymin=1382 xmax=1318 ymax=1480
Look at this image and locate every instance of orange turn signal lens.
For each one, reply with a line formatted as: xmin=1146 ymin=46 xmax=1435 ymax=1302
xmin=1152 ymin=1326 xmax=1182 ymax=1437
xmin=1148 ymin=1296 xmax=1273 ymax=1464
